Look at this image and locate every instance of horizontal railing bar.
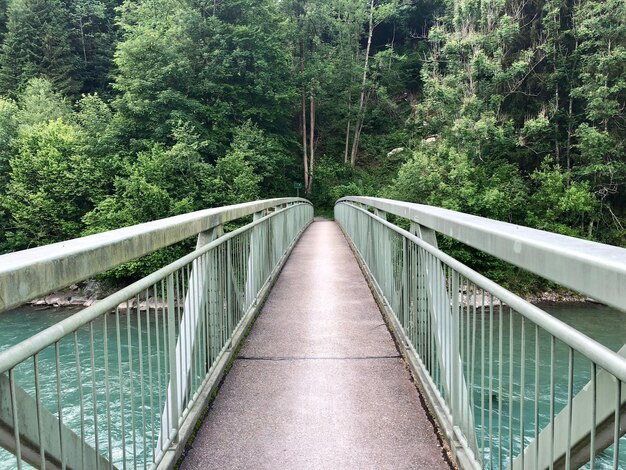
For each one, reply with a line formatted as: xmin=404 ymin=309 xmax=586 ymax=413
xmin=0 ymin=203 xmax=311 ymax=374
xmin=338 ymin=202 xmax=626 ymax=383
xmin=337 ymin=196 xmax=626 ymax=312
xmin=0 ymin=198 xmax=309 ymax=313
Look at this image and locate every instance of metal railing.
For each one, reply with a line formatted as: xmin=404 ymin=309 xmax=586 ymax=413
xmin=0 ymin=199 xmax=313 ymax=470
xmin=336 ymin=197 xmax=626 ymax=470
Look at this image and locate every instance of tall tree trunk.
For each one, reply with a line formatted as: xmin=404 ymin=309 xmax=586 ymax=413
xmin=344 ymin=120 xmax=351 ymax=164
xmin=300 ymin=43 xmax=309 ymax=195
xmin=344 ymin=82 xmax=353 ymax=164
xmin=389 ymin=21 xmax=396 ymax=71
xmin=351 ymin=119 xmax=364 ymax=167
xmin=554 ymin=83 xmax=561 ymax=162
xmin=553 ymin=5 xmax=561 ymax=164
xmin=79 ymin=19 xmax=87 ymax=66
xmin=566 ymin=91 xmax=573 ymax=173
xmin=308 ymin=94 xmax=316 ymax=193
xmin=604 ymin=39 xmax=611 ymax=132
xmin=350 ymin=0 xmax=374 ymax=167
xmin=344 ymin=47 xmax=356 ymax=164
xmin=302 ymin=89 xmax=309 ymax=194
xmin=566 ymin=7 xmax=580 ymax=176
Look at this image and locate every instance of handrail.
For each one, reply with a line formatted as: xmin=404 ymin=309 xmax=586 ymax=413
xmin=0 ymin=200 xmax=314 ymax=470
xmin=0 ymin=197 xmax=309 ymax=313
xmin=336 ymin=198 xmax=626 ymax=469
xmin=340 ymin=202 xmax=626 ymax=383
xmin=337 ymin=196 xmax=626 ymax=312
xmin=0 ymin=202 xmax=310 ymax=373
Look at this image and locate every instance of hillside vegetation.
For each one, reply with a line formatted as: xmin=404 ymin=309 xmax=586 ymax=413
xmin=0 ymin=0 xmax=623 ymax=285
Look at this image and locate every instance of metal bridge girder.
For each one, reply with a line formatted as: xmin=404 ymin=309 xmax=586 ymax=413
xmin=0 ymin=372 xmax=115 ymax=470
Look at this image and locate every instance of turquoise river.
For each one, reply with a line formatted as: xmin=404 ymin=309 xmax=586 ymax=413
xmin=0 ymin=302 xmax=624 ymax=469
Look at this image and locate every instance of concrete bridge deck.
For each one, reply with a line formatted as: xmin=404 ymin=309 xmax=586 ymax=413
xmin=180 ymin=220 xmax=451 ymax=469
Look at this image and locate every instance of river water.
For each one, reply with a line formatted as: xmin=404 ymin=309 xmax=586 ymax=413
xmin=0 ymin=303 xmax=624 ymax=469
xmin=470 ymin=303 xmax=626 ymax=469
xmin=0 ymin=307 xmax=162 ymax=470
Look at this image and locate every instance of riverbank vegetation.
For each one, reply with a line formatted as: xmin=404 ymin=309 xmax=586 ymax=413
xmin=0 ymin=0 xmax=623 ymax=287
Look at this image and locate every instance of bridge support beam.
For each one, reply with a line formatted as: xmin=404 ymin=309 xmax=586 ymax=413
xmin=410 ymin=222 xmax=438 ymax=248
xmin=513 ymin=345 xmax=626 ymax=470
xmin=244 ymin=211 xmax=265 ymax=309
xmin=196 ymin=225 xmax=224 ymax=249
xmin=0 ymin=372 xmax=115 ymax=470
xmin=156 ymin=224 xmax=224 ymax=453
xmin=411 ymin=220 xmax=476 ymax=451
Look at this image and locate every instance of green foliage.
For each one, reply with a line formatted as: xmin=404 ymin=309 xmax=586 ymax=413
xmin=0 ymin=0 xmax=8 ymax=41
xmin=15 ymin=78 xmax=73 ymax=130
xmin=76 ymin=92 xmax=118 ymax=175
xmin=207 ymin=152 xmax=260 ymax=207
xmin=3 ymin=119 xmax=104 ymax=247
xmin=0 ymin=95 xmax=17 ymax=251
xmin=228 ymin=121 xmax=292 ymax=197
xmin=69 ymin=0 xmax=117 ymax=95
xmin=113 ymin=0 xmax=296 ymax=157
xmin=84 ymin=125 xmax=211 ymax=235
xmin=0 ymin=0 xmax=78 ymax=96
xmin=307 ymin=157 xmax=377 ymax=209
xmin=0 ymin=96 xmax=17 ymax=192
xmin=395 ymin=0 xmax=626 ymax=247
xmin=0 ymin=0 xmax=624 ymax=291
xmin=80 ymin=123 xmax=260 ymax=279
xmin=385 ymin=143 xmax=527 ymax=221
xmin=527 ymin=158 xmax=597 ymax=237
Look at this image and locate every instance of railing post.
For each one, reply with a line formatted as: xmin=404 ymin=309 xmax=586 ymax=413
xmin=226 ymin=238 xmax=233 ymax=346
xmin=402 ymin=237 xmax=409 ymax=334
xmin=245 ymin=211 xmax=265 ymax=309
xmin=197 ymin=225 xmax=224 ymax=249
xmin=413 ymin=220 xmax=475 ymax=447
xmin=157 ymin=223 xmax=225 ymax=452
xmin=166 ymin=274 xmax=179 ymax=444
xmin=451 ymin=271 xmax=460 ymax=424
xmin=410 ymin=222 xmax=438 ymax=248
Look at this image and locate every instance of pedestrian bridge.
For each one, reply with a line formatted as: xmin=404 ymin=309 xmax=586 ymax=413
xmin=0 ymin=197 xmax=625 ymax=469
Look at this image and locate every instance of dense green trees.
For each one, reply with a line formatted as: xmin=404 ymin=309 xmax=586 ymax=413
xmin=5 ymin=119 xmax=104 ymax=246
xmin=0 ymin=0 xmax=623 ymax=282
xmin=113 ymin=0 xmax=294 ymax=156
xmin=0 ymin=0 xmax=117 ymax=97
xmin=1 ymin=0 xmax=77 ymax=95
xmin=383 ymin=0 xmax=625 ymax=246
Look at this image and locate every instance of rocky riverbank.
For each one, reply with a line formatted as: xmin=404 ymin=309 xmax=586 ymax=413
xmin=28 ymin=281 xmax=184 ymax=313
xmin=30 ymin=281 xmax=103 ymax=309
xmin=29 ymin=281 xmax=599 ymax=313
xmin=458 ymin=289 xmax=589 ymax=309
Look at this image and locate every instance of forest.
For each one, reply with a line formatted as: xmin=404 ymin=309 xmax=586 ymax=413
xmin=0 ymin=0 xmax=624 ymax=286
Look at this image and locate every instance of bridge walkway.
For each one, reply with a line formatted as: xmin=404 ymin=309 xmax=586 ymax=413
xmin=180 ymin=220 xmax=450 ymax=469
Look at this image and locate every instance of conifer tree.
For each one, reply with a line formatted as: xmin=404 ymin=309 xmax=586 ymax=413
xmin=0 ymin=0 xmax=79 ymax=97
xmin=0 ymin=0 xmax=8 ymax=41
